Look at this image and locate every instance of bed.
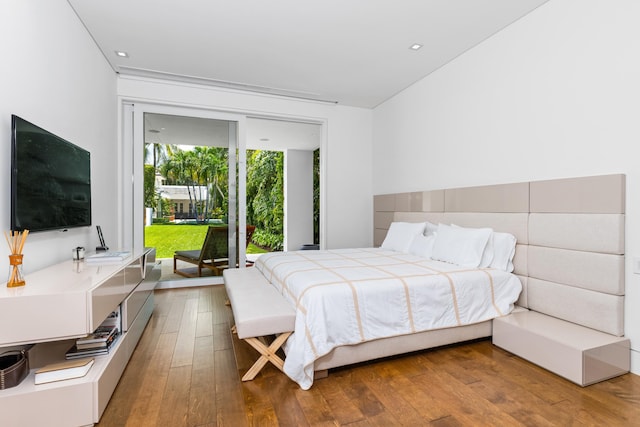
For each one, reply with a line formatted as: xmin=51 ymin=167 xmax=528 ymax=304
xmin=230 ymin=174 xmax=627 ymax=389
xmin=255 ymin=243 xmax=521 ymax=389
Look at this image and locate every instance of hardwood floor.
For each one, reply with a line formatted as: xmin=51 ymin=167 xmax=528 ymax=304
xmin=96 ymin=286 xmax=640 ymax=426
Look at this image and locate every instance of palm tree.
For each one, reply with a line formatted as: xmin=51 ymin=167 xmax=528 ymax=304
xmin=160 ymin=147 xmax=230 ymax=223
xmin=144 ymin=143 xmax=175 ymax=170
xmin=198 ymin=146 xmax=228 ymax=216
xmin=160 ymin=149 xmax=194 ymax=218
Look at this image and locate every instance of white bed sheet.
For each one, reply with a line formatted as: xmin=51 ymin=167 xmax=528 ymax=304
xmin=255 ymin=248 xmax=522 ymax=389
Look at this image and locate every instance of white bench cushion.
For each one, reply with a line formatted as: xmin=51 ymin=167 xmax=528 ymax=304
xmin=223 ymin=268 xmax=295 ymax=340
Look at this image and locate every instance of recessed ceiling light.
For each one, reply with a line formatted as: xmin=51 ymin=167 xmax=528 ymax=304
xmin=409 ymin=43 xmax=423 ymax=51
xmin=115 ymin=50 xmax=129 ymax=58
xmin=259 ymin=138 xmax=270 ymax=142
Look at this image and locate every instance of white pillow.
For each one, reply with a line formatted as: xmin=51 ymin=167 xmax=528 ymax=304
xmin=490 ymin=231 xmax=517 ymax=272
xmin=450 ymin=225 xmax=517 ymax=271
xmin=431 ymin=223 xmax=492 ymax=267
xmin=381 ymin=222 xmax=426 ymax=253
xmin=408 ymin=233 xmax=437 ymax=258
xmin=452 ymin=224 xmax=494 ymax=268
xmin=424 ymin=221 xmax=438 ymax=236
xmin=479 ymin=233 xmax=495 ymax=268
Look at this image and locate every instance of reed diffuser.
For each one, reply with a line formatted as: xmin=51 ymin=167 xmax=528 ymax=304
xmin=5 ymin=230 xmax=29 ymax=288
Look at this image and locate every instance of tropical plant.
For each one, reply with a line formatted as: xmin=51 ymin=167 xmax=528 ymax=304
xmin=159 ymin=147 xmax=229 ymax=223
xmin=143 ymin=164 xmax=157 ymax=209
xmin=246 ymin=150 xmax=284 ymax=250
xmin=146 ymin=144 xmax=285 ymax=250
xmin=313 ymin=148 xmax=320 ymax=244
xmin=144 ymin=142 xmax=175 ymax=170
xmin=194 ymin=146 xmax=228 ymax=217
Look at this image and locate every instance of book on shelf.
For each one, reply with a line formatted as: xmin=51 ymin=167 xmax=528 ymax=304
xmin=100 ymin=307 xmax=121 ymax=329
xmin=76 ymin=324 xmax=118 ymax=345
xmin=34 ymin=357 xmax=95 ymax=385
xmin=66 ymin=333 xmax=120 ymax=359
xmin=76 ymin=331 xmax=118 ymax=350
xmin=85 ymin=251 xmax=130 ymax=263
xmin=66 ymin=346 xmax=108 ymax=359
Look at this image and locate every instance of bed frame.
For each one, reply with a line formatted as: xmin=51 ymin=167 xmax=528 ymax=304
xmin=314 ymin=174 xmax=627 ymax=382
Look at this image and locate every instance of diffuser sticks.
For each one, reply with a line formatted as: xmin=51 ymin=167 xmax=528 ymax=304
xmin=5 ymin=229 xmax=28 ymax=287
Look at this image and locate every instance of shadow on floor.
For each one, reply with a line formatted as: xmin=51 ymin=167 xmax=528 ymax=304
xmin=157 ymin=254 xmax=264 ymax=282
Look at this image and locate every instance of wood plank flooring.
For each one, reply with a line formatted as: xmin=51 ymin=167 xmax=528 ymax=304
xmin=96 ymin=286 xmax=640 ymax=426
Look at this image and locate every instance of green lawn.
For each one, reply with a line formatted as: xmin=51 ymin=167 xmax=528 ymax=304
xmin=144 ymin=224 xmax=267 ymax=258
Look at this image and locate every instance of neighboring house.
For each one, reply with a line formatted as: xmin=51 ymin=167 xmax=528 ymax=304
xmin=157 ymin=184 xmax=209 ymax=220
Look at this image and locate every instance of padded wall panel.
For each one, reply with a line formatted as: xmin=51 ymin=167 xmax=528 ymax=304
xmin=512 ymin=244 xmax=527 ymax=277
xmin=442 ymin=212 xmax=529 ymax=245
xmin=390 ymin=190 xmax=444 ymax=212
xmin=528 ymin=246 xmax=624 ymax=295
xmin=515 ymin=275 xmax=528 ymax=308
xmin=529 ymin=213 xmax=624 ymax=254
xmin=530 ymin=174 xmax=625 ymax=214
xmin=528 ymin=278 xmax=623 ymax=336
xmin=445 ymin=182 xmax=529 ymax=213
xmin=393 ymin=212 xmax=444 ymax=225
xmin=395 ymin=193 xmax=412 ymax=211
xmin=374 ymin=212 xmax=394 ymax=230
xmin=408 ymin=192 xmax=423 ymax=212
xmin=415 ymin=190 xmax=445 ymax=212
xmin=374 ymin=194 xmax=395 ymax=212
xmin=373 ymin=229 xmax=388 ymax=248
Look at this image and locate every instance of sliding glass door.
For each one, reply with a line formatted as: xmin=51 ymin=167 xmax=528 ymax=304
xmin=122 ymin=103 xmax=247 ymax=283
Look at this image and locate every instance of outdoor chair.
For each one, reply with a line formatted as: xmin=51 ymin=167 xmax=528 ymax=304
xmin=173 ymin=225 xmax=256 ymax=278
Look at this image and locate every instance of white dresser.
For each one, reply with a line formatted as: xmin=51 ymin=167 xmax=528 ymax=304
xmin=0 ymin=248 xmax=158 ymax=426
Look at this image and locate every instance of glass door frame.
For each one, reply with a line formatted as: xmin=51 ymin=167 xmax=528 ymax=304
xmin=120 ymin=102 xmax=247 ymax=279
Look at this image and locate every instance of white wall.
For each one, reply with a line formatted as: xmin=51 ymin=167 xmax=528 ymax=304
xmin=0 ymin=0 xmax=117 ymax=278
xmin=284 ymin=149 xmax=314 ymax=251
xmin=372 ymin=0 xmax=640 ymax=374
xmin=117 ymin=76 xmax=373 ymax=250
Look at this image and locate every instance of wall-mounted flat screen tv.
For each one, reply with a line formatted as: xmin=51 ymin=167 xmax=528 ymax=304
xmin=11 ymin=115 xmax=91 ymax=232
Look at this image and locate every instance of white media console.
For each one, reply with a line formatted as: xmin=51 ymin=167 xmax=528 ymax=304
xmin=0 ymin=248 xmax=159 ymax=426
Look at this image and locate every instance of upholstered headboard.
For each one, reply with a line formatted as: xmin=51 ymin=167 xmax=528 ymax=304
xmin=373 ymin=174 xmax=625 ymax=337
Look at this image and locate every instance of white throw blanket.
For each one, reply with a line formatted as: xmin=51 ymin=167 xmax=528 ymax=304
xmin=255 ymin=248 xmax=522 ymax=389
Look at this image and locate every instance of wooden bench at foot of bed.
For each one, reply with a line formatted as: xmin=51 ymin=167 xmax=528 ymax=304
xmin=493 ymin=310 xmax=630 ymax=386
xmin=223 ymin=268 xmax=296 ymax=381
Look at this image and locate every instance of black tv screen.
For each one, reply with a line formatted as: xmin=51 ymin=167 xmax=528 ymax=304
xmin=11 ymin=115 xmax=91 ymax=232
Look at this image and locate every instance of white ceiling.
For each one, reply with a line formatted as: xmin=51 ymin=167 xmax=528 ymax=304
xmin=70 ymin=0 xmax=548 ymax=151
xmin=68 ymin=0 xmax=549 ymax=108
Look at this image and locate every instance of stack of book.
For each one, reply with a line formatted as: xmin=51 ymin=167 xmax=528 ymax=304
xmin=101 ymin=308 xmax=121 ymax=328
xmin=66 ymin=310 xmax=121 ymax=359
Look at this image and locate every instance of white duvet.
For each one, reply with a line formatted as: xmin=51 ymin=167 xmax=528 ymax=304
xmin=254 ymin=248 xmax=522 ymax=390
